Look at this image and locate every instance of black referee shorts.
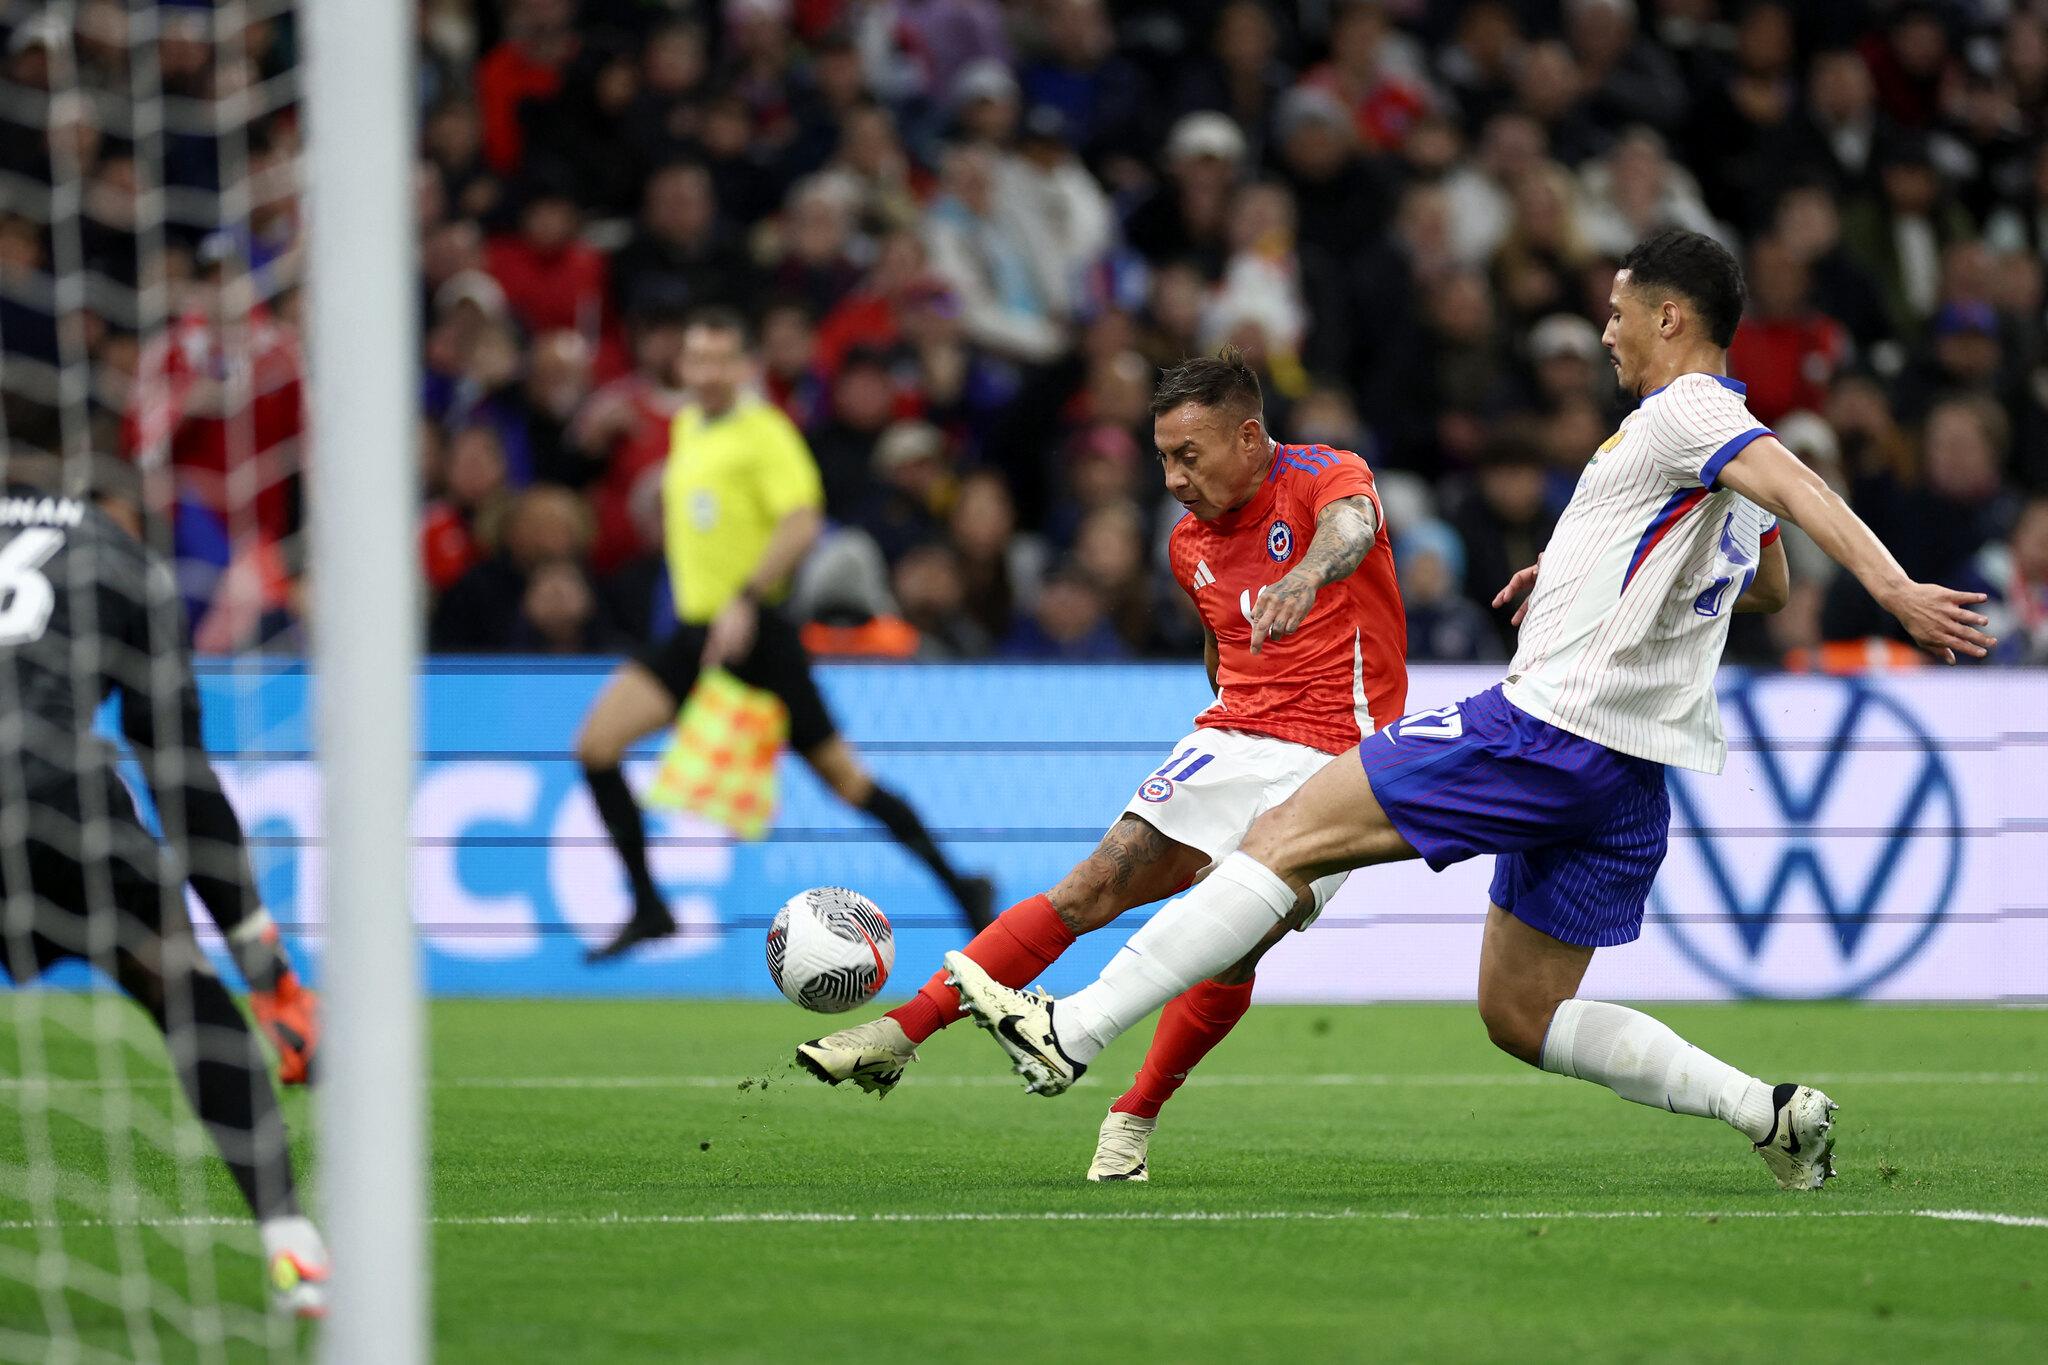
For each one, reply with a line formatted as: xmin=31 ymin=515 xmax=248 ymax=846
xmin=632 ymin=604 xmax=838 ymax=754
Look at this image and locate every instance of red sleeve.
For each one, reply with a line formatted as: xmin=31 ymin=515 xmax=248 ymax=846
xmin=1760 ymin=519 xmax=1782 ymax=547
xmin=1299 ymin=445 xmax=1378 ymax=520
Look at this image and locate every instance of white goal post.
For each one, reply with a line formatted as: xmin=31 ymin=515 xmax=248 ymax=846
xmin=303 ymin=0 xmax=426 ymax=1359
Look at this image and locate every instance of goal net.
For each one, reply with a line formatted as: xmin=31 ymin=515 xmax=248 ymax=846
xmin=2 ymin=2 xmax=337 ymax=1357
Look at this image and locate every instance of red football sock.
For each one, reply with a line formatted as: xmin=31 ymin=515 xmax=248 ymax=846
xmin=886 ymin=893 xmax=1075 ymax=1044
xmin=1111 ymin=976 xmax=1257 ymax=1120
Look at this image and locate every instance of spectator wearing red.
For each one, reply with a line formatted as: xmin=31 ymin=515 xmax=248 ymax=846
xmin=124 ymin=234 xmax=305 ymax=545
xmin=575 ymin=311 xmax=689 ymax=575
xmin=421 ymin=422 xmax=511 ymax=593
xmin=485 ymin=180 xmax=611 ymax=350
xmin=760 ymin=301 xmax=830 ymax=429
xmin=814 ymin=228 xmax=932 ymax=375
xmin=1299 ymin=0 xmax=1433 ymax=153
xmin=474 ymin=0 xmax=578 ymax=176
xmin=1728 ymin=235 xmax=1848 ymax=427
xmin=1857 ymin=2 xmax=1954 ymax=131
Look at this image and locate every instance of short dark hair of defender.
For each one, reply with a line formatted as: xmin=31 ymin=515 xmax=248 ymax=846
xmin=1617 ymin=229 xmax=1748 ymax=349
xmin=1150 ymin=347 xmax=1264 ymax=424
xmin=686 ymin=304 xmax=750 ymax=344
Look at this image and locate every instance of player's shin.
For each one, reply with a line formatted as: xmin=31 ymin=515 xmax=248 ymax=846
xmin=1112 ymin=976 xmax=1256 ymax=1119
xmin=887 ymin=892 xmax=1074 ymax=1042
xmin=1058 ymin=853 xmax=1294 ymax=1064
xmin=583 ymin=764 xmax=671 ymax=925
xmin=134 ymin=962 xmax=302 ymax=1220
xmin=1540 ymin=998 xmax=1777 ymax=1141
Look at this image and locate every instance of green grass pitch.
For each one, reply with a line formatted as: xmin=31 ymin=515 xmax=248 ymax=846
xmin=4 ymin=995 xmax=2046 ymax=1361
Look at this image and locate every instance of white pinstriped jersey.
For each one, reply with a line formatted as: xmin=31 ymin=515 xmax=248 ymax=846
xmin=1501 ymin=372 xmax=1774 ymax=773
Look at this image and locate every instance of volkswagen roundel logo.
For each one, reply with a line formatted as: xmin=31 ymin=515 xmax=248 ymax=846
xmin=1267 ymin=521 xmax=1293 ymax=562
xmin=1651 ymin=674 xmax=1961 ymax=1000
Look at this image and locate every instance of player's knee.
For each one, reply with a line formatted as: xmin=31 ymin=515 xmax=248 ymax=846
xmin=1477 ymin=988 xmax=1549 ymax=1066
xmin=1235 ymin=809 xmax=1284 ymax=862
xmin=803 ymin=741 xmax=871 ymax=804
xmin=575 ymin=719 xmax=622 ymax=770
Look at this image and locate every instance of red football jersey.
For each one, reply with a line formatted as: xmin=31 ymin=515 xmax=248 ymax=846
xmin=1167 ymin=443 xmax=1408 ymax=754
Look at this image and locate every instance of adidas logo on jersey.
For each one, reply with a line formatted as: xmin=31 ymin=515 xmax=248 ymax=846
xmin=1191 ymin=559 xmax=1216 ymax=590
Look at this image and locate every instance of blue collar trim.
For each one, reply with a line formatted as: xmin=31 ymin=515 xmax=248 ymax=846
xmin=1644 ymin=373 xmax=1746 ymax=401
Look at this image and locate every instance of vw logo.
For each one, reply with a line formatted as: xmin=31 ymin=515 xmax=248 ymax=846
xmin=1651 ymin=674 xmax=1961 ymax=1000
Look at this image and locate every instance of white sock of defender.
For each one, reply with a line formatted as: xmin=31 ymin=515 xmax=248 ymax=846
xmin=1540 ymin=999 xmax=1777 ymax=1142
xmin=1056 ymin=852 xmax=1296 ymax=1065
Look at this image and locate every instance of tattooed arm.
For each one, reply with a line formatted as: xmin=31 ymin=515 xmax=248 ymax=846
xmin=1249 ymin=494 xmax=1379 ymax=653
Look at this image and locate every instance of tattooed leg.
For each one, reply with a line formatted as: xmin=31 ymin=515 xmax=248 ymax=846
xmin=1046 ymin=815 xmax=1211 ymax=935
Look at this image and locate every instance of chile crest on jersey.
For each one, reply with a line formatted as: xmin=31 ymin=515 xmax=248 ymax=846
xmin=1266 ymin=520 xmax=1293 ymax=562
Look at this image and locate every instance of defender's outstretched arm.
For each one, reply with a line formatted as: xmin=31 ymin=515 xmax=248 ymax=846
xmin=1717 ymin=436 xmax=1993 ymax=661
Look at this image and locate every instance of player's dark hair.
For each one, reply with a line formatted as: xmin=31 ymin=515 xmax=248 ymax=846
xmin=1618 ymin=229 xmax=1747 ymax=349
xmin=685 ymin=304 xmax=750 ymax=346
xmin=1150 ymin=347 xmax=1263 ymax=424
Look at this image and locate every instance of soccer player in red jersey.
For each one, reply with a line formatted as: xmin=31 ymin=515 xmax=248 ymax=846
xmin=797 ymin=351 xmax=1408 ymax=1180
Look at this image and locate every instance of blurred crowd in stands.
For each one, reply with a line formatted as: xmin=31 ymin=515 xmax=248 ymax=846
xmin=9 ymin=0 xmax=2048 ymax=667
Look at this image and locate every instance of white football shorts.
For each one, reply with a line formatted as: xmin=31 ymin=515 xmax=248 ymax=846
xmin=1120 ymin=726 xmax=1350 ymax=929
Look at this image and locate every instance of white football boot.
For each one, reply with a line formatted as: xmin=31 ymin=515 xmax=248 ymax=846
xmin=943 ymin=951 xmax=1087 ymax=1096
xmin=260 ymin=1215 xmax=328 ymax=1319
xmin=795 ymin=1017 xmax=919 ymax=1097
xmin=1753 ymin=1083 xmax=1839 ymax=1190
xmin=1087 ymin=1110 xmax=1155 ymax=1182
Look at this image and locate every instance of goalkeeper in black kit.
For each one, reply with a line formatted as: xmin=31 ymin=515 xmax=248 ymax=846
xmin=0 ymin=454 xmax=326 ymax=1317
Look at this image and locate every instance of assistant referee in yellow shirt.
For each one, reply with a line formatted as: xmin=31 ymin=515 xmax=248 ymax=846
xmin=576 ymin=308 xmax=993 ymax=961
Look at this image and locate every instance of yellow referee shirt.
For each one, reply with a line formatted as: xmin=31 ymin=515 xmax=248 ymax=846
xmin=662 ymin=395 xmax=825 ymax=625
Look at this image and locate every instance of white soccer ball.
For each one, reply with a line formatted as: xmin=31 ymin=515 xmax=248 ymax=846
xmin=766 ymin=887 xmax=895 ymax=1013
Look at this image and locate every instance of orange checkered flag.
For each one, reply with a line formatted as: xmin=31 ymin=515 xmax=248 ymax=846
xmin=644 ymin=669 xmax=790 ymax=840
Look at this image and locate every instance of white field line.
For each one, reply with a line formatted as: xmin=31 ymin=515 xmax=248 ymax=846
xmin=1 ymin=1208 xmax=2044 ymax=1233
xmin=1 ymin=1070 xmax=2041 ymax=1092
xmin=430 ymin=1069 xmax=2046 ymax=1091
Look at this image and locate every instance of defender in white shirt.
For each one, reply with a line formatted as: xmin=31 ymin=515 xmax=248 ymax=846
xmin=945 ymin=230 xmax=1996 ymax=1191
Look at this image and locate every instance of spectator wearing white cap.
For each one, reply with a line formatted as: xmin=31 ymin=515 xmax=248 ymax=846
xmin=1272 ymin=85 xmax=1401 ymax=264
xmin=949 ymin=57 xmax=1021 ymax=145
xmin=1527 ymin=311 xmax=1614 ymax=417
xmin=1124 ymin=111 xmax=1246 ymax=277
xmin=854 ymin=419 xmax=957 ymax=564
